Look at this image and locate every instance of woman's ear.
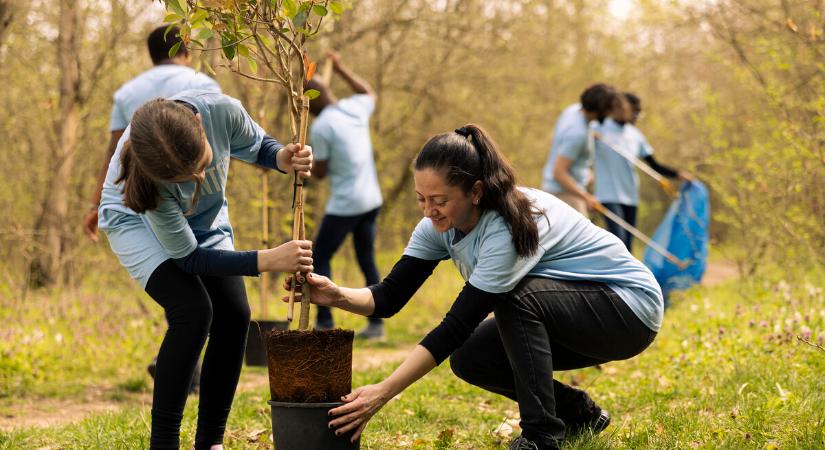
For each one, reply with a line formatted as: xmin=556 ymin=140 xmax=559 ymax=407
xmin=472 ymin=180 xmax=483 ymax=205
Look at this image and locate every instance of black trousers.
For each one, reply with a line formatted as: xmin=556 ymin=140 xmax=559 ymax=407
xmin=314 ymin=207 xmax=382 ymax=326
xmin=601 ymin=202 xmax=638 ymax=251
xmin=450 ymin=277 xmax=655 ymax=448
xmin=145 ymin=260 xmax=251 ymax=450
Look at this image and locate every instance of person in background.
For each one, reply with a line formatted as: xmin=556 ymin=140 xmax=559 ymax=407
xmin=82 ymin=25 xmax=221 ymax=390
xmin=540 ymin=83 xmax=618 ymax=214
xmin=304 ymin=51 xmax=385 ymax=339
xmin=593 ymin=92 xmax=691 ymax=251
xmin=99 ymin=92 xmax=313 ymax=449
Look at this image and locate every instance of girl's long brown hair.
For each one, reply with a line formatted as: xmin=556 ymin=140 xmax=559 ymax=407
xmin=115 ymin=99 xmax=206 ymax=214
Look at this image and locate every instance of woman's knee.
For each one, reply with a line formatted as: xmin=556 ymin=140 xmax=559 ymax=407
xmin=167 ymin=295 xmax=213 ymax=335
xmin=449 ymin=350 xmax=470 ymax=381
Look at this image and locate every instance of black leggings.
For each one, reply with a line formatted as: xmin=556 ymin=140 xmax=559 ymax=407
xmin=145 ymin=260 xmax=251 ymax=450
xmin=450 ymin=277 xmax=656 ymax=448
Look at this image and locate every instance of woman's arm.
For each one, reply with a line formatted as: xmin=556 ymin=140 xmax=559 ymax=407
xmin=326 ymin=282 xmax=501 ymax=441
xmin=328 ymin=345 xmax=436 ymax=442
xmin=291 ymin=255 xmax=440 ymax=317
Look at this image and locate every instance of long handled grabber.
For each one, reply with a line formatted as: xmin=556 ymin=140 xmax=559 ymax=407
xmin=286 ymin=95 xmax=313 ymax=329
xmin=593 ymin=131 xmax=678 ymax=198
xmin=592 ymin=202 xmax=689 ymax=269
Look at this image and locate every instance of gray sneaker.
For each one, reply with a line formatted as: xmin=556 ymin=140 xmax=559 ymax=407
xmin=356 ymin=322 xmax=385 ymax=340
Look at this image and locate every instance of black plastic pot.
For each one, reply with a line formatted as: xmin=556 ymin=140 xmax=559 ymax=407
xmin=246 ymin=320 xmax=288 ymax=367
xmin=269 ymin=401 xmax=360 ymax=450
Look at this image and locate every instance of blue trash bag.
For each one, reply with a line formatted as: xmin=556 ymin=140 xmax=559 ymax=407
xmin=643 ymin=180 xmax=710 ymax=302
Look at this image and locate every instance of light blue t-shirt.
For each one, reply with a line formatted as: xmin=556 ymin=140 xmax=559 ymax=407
xmin=310 ymin=94 xmax=383 ymax=216
xmin=403 ymin=187 xmax=664 ymax=331
xmin=541 ymin=103 xmax=595 ymax=193
xmin=594 ymin=120 xmax=654 ymax=205
xmin=110 ymin=64 xmax=221 ymax=131
xmin=99 ymin=90 xmax=266 ymax=285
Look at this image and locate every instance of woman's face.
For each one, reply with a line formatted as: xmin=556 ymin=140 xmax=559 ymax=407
xmin=414 ymin=168 xmax=482 ymax=234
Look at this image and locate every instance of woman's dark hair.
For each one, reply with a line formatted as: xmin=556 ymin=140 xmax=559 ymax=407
xmin=414 ymin=124 xmax=540 ymax=257
xmin=115 ymin=99 xmax=206 ymax=214
xmin=580 ymin=83 xmax=618 ymax=122
xmin=147 ymin=25 xmax=188 ymax=64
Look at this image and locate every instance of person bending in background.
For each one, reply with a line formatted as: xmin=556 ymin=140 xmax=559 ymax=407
xmin=593 ymin=92 xmax=691 ymax=251
xmin=82 ymin=24 xmax=222 ymax=392
xmin=98 ymin=91 xmax=313 ymax=449
xmin=304 ymin=51 xmax=385 ymax=339
xmin=540 ymin=83 xmax=618 ymax=214
xmin=293 ymin=124 xmax=662 ymax=450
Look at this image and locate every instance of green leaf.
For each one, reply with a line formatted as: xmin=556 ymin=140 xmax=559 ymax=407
xmin=304 ymin=89 xmax=320 ymax=100
xmin=283 ymin=0 xmax=297 ymax=18
xmin=237 ymin=43 xmax=249 ymax=58
xmin=168 ymin=41 xmax=183 ymax=58
xmin=196 ymin=27 xmax=215 ymax=41
xmin=166 ymin=0 xmax=186 ymax=17
xmin=312 ymin=4 xmax=327 ymax=16
xmin=329 ymin=1 xmax=343 ymax=14
xmin=246 ymin=56 xmax=258 ymax=73
xmin=221 ymin=33 xmax=236 ymax=60
xmin=190 ymin=9 xmax=209 ymax=25
xmin=292 ymin=8 xmax=308 ymax=28
xmin=163 ymin=23 xmax=177 ymax=41
xmin=164 ymin=12 xmax=182 ymax=23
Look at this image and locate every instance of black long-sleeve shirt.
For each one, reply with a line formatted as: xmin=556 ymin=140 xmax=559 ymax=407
xmin=369 ymin=255 xmax=504 ymax=364
xmin=642 ymin=154 xmax=679 ymax=178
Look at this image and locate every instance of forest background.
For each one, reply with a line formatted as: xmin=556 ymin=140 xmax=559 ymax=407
xmin=0 ymin=0 xmax=823 ymax=448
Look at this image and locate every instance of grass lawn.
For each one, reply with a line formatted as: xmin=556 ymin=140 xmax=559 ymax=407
xmin=1 ymin=258 xmax=823 ymax=449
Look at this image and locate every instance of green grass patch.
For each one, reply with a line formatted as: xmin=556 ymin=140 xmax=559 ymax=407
xmin=1 ymin=254 xmax=823 ymax=448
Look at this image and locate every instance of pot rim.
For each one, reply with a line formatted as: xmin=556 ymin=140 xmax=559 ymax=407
xmin=268 ymin=400 xmax=344 ymax=408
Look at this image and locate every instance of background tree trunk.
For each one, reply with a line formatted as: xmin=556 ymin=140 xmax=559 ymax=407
xmin=29 ymin=0 xmax=80 ymax=288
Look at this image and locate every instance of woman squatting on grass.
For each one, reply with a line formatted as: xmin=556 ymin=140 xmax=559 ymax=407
xmin=291 ymin=124 xmax=663 ymax=450
xmin=98 ymin=91 xmax=313 ymax=450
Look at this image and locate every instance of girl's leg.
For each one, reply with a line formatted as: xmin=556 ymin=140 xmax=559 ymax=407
xmin=145 ymin=260 xmax=214 ymax=450
xmin=193 ymin=275 xmax=251 ymax=449
xmin=493 ymin=278 xmax=655 ymax=448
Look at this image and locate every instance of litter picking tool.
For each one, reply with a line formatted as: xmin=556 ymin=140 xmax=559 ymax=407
xmin=320 ymin=55 xmax=333 ymax=85
xmin=286 ymin=95 xmax=312 ymax=329
xmin=593 ymin=131 xmax=678 ymax=198
xmin=593 ymin=202 xmax=689 ymax=269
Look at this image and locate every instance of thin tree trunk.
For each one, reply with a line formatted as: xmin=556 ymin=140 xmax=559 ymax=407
xmin=30 ymin=0 xmax=80 ymax=288
xmin=0 ymin=0 xmax=14 ymax=48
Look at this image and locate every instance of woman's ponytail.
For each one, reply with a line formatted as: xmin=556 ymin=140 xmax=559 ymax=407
xmin=463 ymin=125 xmax=539 ymax=257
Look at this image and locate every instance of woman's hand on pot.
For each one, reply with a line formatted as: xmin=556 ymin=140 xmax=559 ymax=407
xmin=282 ymin=273 xmax=342 ymax=307
xmin=328 ymin=383 xmax=392 ymax=442
xmin=258 ymin=240 xmax=313 ymax=273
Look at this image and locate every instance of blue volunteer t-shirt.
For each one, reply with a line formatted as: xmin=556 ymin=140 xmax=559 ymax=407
xmin=594 ymin=120 xmax=654 ymax=205
xmin=109 ymin=64 xmax=221 ymax=131
xmin=98 ymin=90 xmax=267 ymax=285
xmin=310 ymin=94 xmax=383 ymax=216
xmin=403 ymin=187 xmax=664 ymax=331
xmin=541 ymin=103 xmax=595 ymax=193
